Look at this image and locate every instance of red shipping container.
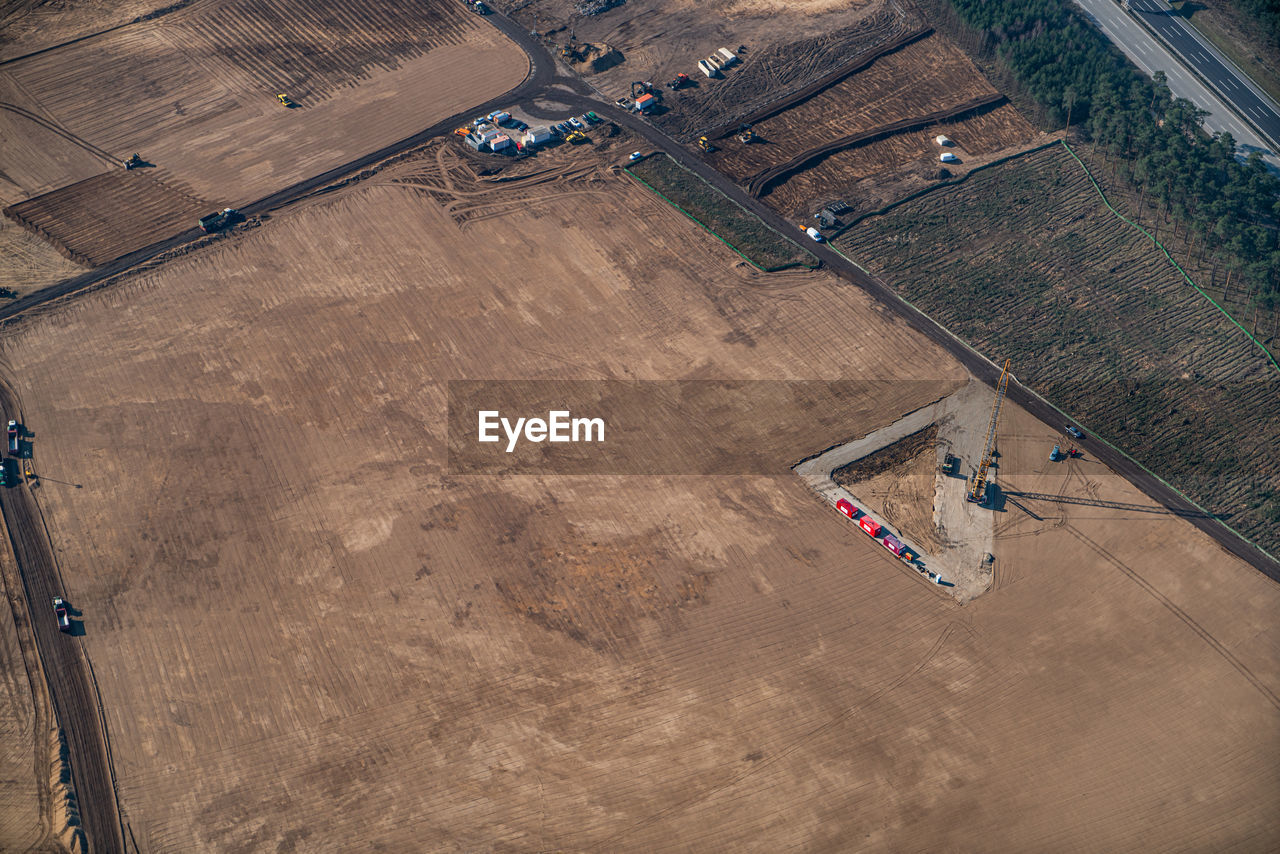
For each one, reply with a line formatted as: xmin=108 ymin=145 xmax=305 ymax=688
xmin=881 ymin=534 xmax=905 ymax=556
xmin=859 ymin=517 xmax=881 ymax=537
xmin=836 ymin=498 xmax=857 ymax=519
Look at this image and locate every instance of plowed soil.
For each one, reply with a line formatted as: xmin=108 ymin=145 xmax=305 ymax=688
xmin=764 ymin=101 xmax=1037 ymax=216
xmin=708 ymin=32 xmax=1000 ymax=181
xmin=0 ymin=139 xmax=1276 ymax=851
xmin=0 ymin=0 xmax=527 ymax=206
xmin=4 ymin=169 xmax=211 ymax=266
xmin=696 ymin=29 xmax=1036 ymax=215
xmin=504 ymin=0 xmax=915 ymax=140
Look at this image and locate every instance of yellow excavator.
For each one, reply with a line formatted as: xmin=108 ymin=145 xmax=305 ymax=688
xmin=697 ymin=136 xmax=715 ymax=152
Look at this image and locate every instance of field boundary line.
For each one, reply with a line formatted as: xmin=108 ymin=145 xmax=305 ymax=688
xmin=1059 ymin=139 xmax=1280 ymax=374
xmin=823 ymin=241 xmax=1280 ymax=569
xmin=827 ymin=137 xmax=1063 ymax=241
xmin=623 ymin=157 xmax=819 ymax=272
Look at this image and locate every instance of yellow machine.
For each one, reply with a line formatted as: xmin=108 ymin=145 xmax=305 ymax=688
xmin=697 ymin=136 xmax=715 ymax=152
xmin=566 ymin=130 xmax=589 ymax=144
xmin=967 ymin=358 xmax=1011 ymax=506
xmin=277 ymin=93 xmax=295 ymax=107
xmin=736 ymin=124 xmax=756 ymax=143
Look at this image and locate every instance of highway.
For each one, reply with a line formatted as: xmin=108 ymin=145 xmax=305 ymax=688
xmin=1072 ymin=0 xmax=1280 ymax=170
xmin=1 ymin=10 xmax=1277 ymax=852
xmin=0 ymin=384 xmax=123 ymax=854
xmin=1125 ymin=0 xmax=1280 ymax=148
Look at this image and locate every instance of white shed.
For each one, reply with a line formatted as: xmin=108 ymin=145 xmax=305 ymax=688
xmin=935 ymin=135 xmax=953 ymax=146
xmin=523 ymin=126 xmax=553 ymax=146
xmin=717 ymin=47 xmax=738 ymax=65
xmin=699 ymin=59 xmax=719 ymax=78
xmin=490 ymin=134 xmax=512 ymax=151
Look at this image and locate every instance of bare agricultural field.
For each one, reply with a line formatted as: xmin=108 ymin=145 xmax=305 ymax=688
xmin=708 ymin=31 xmax=1004 ymax=182
xmin=4 ymin=169 xmax=212 ymax=266
xmin=838 ymin=144 xmax=1280 ymax=554
xmin=0 ymin=218 xmax=87 ymax=296
xmin=0 ymin=0 xmax=527 ymax=207
xmin=763 ymin=101 xmax=1037 ymax=216
xmin=0 ymin=138 xmax=1276 ymax=851
xmin=504 ymin=0 xmax=916 ymax=140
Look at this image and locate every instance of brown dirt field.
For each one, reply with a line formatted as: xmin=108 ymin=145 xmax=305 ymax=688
xmin=0 ymin=0 xmax=527 ymax=207
xmin=708 ymin=32 xmax=999 ymax=181
xmin=4 ymin=169 xmax=212 ymax=266
xmin=505 ymin=0 xmax=915 ymax=140
xmin=1 ymin=140 xmax=1277 ymax=851
xmin=833 ymin=425 xmax=945 ymax=552
xmin=0 ymin=513 xmax=56 ymax=850
xmin=0 ymin=0 xmax=182 ymax=61
xmin=0 ymin=218 xmax=87 ymax=296
xmin=765 ymin=102 xmax=1037 ymax=217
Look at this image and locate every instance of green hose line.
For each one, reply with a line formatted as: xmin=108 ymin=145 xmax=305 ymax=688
xmin=1059 ymin=140 xmax=1279 ymax=374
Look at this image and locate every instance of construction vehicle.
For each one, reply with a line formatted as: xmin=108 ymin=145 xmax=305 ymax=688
xmin=667 ymin=73 xmax=691 ymax=90
xmin=276 ymin=93 xmax=295 ymax=107
xmin=7 ymin=420 xmax=18 ymax=456
xmin=967 ymin=359 xmax=1011 ymax=506
xmin=198 ymin=208 xmax=238 ymax=233
xmin=736 ymin=124 xmax=756 ymax=143
xmin=560 ymin=41 xmax=584 ymax=62
xmin=565 ymin=130 xmax=589 ymax=144
xmin=123 ymin=153 xmax=144 ymax=170
xmin=697 ymin=136 xmax=715 ymax=152
xmin=630 ymin=80 xmax=654 ymax=98
xmin=1049 ymin=444 xmax=1063 ymax=462
xmin=941 ymin=453 xmax=958 ymax=476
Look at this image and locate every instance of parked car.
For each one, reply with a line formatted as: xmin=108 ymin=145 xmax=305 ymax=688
xmin=512 ymin=120 xmax=528 ymax=132
xmin=585 ymin=111 xmax=602 ymax=123
xmin=52 ymin=597 xmax=70 ymax=631
xmin=1065 ymin=425 xmax=1084 ymax=440
xmin=628 ymin=151 xmax=644 ymax=161
xmin=568 ymin=117 xmax=585 ymax=130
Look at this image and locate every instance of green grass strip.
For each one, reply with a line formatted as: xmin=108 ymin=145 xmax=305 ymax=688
xmin=624 ymin=157 xmax=819 ymax=272
xmin=1059 ymin=139 xmax=1280 ymax=375
xmin=825 ymin=243 xmax=1279 ymax=568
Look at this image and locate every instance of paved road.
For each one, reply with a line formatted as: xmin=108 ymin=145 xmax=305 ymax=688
xmin=1126 ymin=0 xmax=1280 ymax=148
xmin=576 ymin=96 xmax=1280 ymax=582
xmin=1 ymin=15 xmax=1277 ymax=852
xmin=1073 ymin=0 xmax=1280 ymax=169
xmin=0 ymin=386 xmax=123 ymax=854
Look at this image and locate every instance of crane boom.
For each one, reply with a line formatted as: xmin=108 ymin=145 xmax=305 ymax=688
xmin=967 ymin=359 xmax=1011 ymax=505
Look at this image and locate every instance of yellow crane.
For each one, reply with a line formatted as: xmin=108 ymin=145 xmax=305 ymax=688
xmin=967 ymin=358 xmax=1011 ymax=506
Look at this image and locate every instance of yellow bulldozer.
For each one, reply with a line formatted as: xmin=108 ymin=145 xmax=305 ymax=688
xmin=276 ymin=93 xmax=296 ymax=107
xmin=566 ymin=130 xmax=590 ymax=144
xmin=697 ymin=136 xmax=715 ymax=152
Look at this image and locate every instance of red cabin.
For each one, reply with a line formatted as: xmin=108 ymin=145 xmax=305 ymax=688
xmin=858 ymin=517 xmax=881 ymax=537
xmin=881 ymin=534 xmax=905 ymax=556
xmin=836 ymin=498 xmax=857 ymax=519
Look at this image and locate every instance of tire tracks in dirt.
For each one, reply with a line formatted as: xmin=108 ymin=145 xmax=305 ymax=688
xmin=0 ymin=377 xmax=123 ymax=854
xmin=1061 ymin=521 xmax=1280 ymax=713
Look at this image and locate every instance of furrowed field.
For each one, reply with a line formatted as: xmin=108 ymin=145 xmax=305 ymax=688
xmin=838 ymin=144 xmax=1280 ymax=554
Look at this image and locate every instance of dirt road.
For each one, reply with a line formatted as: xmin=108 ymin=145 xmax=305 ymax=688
xmin=0 ymin=381 xmax=122 ymax=854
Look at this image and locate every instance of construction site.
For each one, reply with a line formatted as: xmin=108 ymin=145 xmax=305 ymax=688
xmin=0 ymin=0 xmax=1276 ymax=851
